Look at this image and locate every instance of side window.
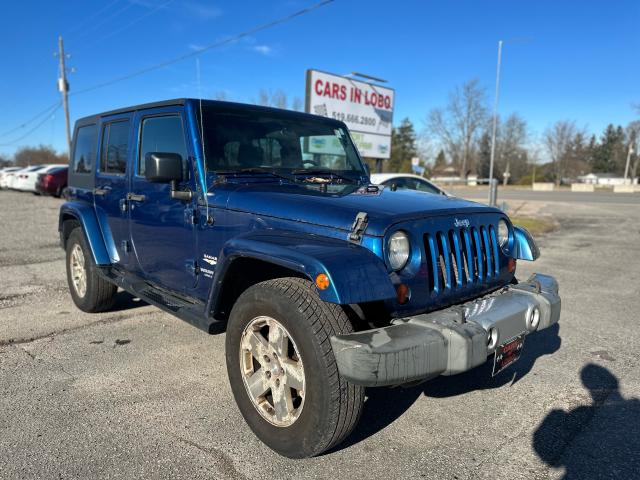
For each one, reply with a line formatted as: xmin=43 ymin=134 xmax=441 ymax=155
xmin=415 ymin=179 xmax=440 ymax=195
xmin=139 ymin=115 xmax=187 ymax=176
xmin=100 ymin=121 xmax=130 ymax=175
xmin=386 ymin=178 xmax=408 ymax=190
xmin=72 ymin=125 xmax=97 ymax=174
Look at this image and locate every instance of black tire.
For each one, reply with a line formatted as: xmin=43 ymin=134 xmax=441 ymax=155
xmin=225 ymin=277 xmax=364 ymax=458
xmin=65 ymin=227 xmax=117 ymax=313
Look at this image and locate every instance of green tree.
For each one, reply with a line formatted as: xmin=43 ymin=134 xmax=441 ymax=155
xmin=387 ymin=118 xmax=417 ymax=173
xmin=591 ymin=124 xmax=626 ymax=173
xmin=476 ymin=131 xmax=494 ymax=179
xmin=434 ymin=149 xmax=447 ymax=170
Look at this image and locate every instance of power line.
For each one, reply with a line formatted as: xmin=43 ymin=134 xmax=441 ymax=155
xmin=66 ymin=0 xmax=122 ymax=37
xmin=1 ymin=0 xmax=334 ymax=148
xmin=80 ymin=0 xmax=176 ymax=49
xmin=72 ymin=0 xmax=335 ymax=97
xmin=0 ymin=103 xmax=62 ymax=147
xmin=0 ymin=101 xmax=61 ymax=138
xmin=72 ymin=0 xmax=136 ymax=43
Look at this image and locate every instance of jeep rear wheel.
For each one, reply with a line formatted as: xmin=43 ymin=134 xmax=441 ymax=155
xmin=65 ymin=228 xmax=117 ymax=313
xmin=225 ymin=277 xmax=364 ymax=458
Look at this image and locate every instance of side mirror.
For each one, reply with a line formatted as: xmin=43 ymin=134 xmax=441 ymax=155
xmin=145 ymin=152 xmax=182 ymax=183
xmin=144 ymin=152 xmax=192 ymax=201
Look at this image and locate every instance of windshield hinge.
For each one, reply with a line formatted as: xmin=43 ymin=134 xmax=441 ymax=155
xmin=348 ymin=211 xmax=369 ymax=243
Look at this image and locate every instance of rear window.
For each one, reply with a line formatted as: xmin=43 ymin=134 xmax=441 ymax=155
xmin=100 ymin=121 xmax=130 ymax=175
xmin=73 ymin=125 xmax=97 ymax=174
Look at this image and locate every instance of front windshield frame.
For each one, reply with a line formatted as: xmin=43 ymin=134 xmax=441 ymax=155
xmin=198 ymin=105 xmax=368 ymax=183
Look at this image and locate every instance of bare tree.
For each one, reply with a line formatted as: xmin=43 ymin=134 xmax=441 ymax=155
xmin=271 ymin=90 xmax=288 ymax=109
xmin=291 ymin=96 xmax=303 ymax=112
xmin=257 ymin=89 xmax=271 ymax=106
xmin=543 ymin=121 xmax=578 ymax=186
xmin=427 ymin=79 xmax=487 ymax=178
xmin=13 ymin=145 xmax=67 ymax=167
xmin=255 ymin=89 xmax=290 ymax=109
xmin=625 ymin=120 xmax=640 ymax=179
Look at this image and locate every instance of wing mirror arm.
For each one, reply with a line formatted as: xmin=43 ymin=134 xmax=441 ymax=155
xmin=170 ymin=180 xmax=192 ymax=201
xmin=145 ymin=152 xmax=192 ymax=201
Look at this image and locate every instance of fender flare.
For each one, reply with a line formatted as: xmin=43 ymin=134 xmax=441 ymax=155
xmin=59 ymin=201 xmax=113 ymax=265
xmin=207 ymin=230 xmax=396 ymax=315
xmin=513 ymin=225 xmax=540 ymax=261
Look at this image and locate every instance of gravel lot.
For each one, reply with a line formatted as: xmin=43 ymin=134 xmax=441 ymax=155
xmin=1 ymin=189 xmax=639 ymax=479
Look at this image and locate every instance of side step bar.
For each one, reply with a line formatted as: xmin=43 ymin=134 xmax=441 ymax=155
xmin=99 ymin=266 xmax=220 ymax=333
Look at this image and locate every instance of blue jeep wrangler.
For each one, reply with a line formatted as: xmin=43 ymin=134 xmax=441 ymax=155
xmin=59 ymin=99 xmax=561 ymax=458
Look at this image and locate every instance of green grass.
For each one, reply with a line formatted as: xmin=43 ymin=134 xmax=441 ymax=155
xmin=509 ymin=216 xmax=556 ymax=236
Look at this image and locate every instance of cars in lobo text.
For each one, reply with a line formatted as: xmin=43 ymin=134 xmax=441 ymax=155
xmin=59 ymin=99 xmax=561 ymax=458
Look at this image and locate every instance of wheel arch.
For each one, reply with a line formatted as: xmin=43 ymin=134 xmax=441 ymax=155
xmin=59 ymin=201 xmax=112 ymax=265
xmin=207 ymin=230 xmax=396 ymax=321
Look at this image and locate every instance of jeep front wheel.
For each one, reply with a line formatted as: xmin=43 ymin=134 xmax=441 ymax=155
xmin=65 ymin=228 xmax=117 ymax=313
xmin=225 ymin=277 xmax=364 ymax=458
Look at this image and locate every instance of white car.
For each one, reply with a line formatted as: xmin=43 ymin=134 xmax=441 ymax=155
xmin=13 ymin=164 xmax=62 ymax=192
xmin=4 ymin=166 xmax=42 ymax=189
xmin=369 ymin=173 xmax=449 ymax=196
xmin=0 ymin=167 xmax=22 ymax=189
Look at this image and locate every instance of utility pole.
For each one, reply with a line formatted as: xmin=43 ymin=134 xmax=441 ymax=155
xmin=624 ymin=142 xmax=634 ymax=184
xmin=488 ymin=40 xmax=503 ymax=206
xmin=57 ymin=36 xmax=72 ymax=156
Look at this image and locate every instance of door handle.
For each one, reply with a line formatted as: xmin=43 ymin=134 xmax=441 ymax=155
xmin=94 ymin=187 xmax=110 ymax=196
xmin=127 ymin=193 xmax=146 ymax=202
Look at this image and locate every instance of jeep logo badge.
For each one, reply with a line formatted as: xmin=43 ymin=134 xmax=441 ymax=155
xmin=454 ymin=218 xmax=470 ymax=228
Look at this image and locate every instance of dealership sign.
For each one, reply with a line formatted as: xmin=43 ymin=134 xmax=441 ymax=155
xmin=305 ymin=69 xmax=395 ymax=159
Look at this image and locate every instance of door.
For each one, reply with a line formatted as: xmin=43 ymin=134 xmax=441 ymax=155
xmin=94 ymin=115 xmax=132 ymax=265
xmin=129 ymin=108 xmax=196 ymax=293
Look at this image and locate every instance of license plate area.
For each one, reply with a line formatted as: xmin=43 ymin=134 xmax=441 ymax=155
xmin=492 ymin=332 xmax=525 ymax=376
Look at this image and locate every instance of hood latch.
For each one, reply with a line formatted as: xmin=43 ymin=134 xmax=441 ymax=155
xmin=348 ymin=211 xmax=369 ymax=243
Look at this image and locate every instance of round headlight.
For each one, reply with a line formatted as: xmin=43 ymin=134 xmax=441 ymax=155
xmin=388 ymin=231 xmax=410 ymax=271
xmin=498 ymin=219 xmax=509 ymax=247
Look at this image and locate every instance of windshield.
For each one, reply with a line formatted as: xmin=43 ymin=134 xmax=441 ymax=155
xmin=200 ymin=107 xmax=366 ymax=180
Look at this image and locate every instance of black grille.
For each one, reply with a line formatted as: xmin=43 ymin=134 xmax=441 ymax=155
xmin=423 ymin=225 xmax=500 ymax=293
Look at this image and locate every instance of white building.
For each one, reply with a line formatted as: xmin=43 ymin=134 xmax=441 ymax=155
xmin=577 ymin=173 xmax=638 ymax=186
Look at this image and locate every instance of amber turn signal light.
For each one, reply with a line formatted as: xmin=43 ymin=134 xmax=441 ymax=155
xmin=315 ymin=273 xmax=330 ymax=290
xmin=508 ymin=258 xmax=517 ymax=273
xmin=396 ymin=283 xmax=411 ymax=305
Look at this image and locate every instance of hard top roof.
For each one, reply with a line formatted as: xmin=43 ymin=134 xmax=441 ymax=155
xmin=75 ymin=98 xmax=339 ymax=126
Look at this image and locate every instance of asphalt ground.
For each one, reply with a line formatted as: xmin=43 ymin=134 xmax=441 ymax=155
xmin=1 ymin=189 xmax=639 ymax=479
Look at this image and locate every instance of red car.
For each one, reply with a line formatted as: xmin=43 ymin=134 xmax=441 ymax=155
xmin=35 ymin=166 xmax=68 ymax=197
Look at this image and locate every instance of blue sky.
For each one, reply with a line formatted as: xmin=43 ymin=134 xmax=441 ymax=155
xmin=1 ymin=0 xmax=638 ymax=158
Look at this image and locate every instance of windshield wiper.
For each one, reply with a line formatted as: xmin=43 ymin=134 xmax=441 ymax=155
xmin=290 ymin=168 xmax=358 ymax=184
xmin=214 ymin=167 xmax=299 ymax=184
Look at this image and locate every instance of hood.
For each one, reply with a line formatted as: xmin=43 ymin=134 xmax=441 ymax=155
xmin=222 ymin=182 xmax=498 ymax=236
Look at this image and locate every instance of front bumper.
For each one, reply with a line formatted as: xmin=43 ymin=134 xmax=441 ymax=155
xmin=330 ymin=273 xmax=561 ymax=387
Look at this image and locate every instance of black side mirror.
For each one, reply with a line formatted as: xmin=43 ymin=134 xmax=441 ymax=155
xmin=145 ymin=152 xmax=182 ymax=183
xmin=144 ymin=152 xmax=192 ymax=201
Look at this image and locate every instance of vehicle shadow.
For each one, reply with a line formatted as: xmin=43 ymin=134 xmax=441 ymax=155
xmin=108 ymin=290 xmax=149 ymax=312
xmin=333 ymin=323 xmax=561 ymax=453
xmin=532 ymin=364 xmax=640 ymax=479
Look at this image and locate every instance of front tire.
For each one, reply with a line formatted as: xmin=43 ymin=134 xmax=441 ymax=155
xmin=65 ymin=228 xmax=117 ymax=312
xmin=225 ymin=277 xmax=364 ymax=458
